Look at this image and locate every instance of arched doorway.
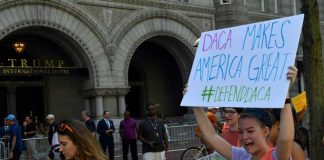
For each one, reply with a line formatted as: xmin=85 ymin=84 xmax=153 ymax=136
xmin=0 ymin=27 xmax=89 ymax=124
xmin=126 ymin=36 xmax=188 ymax=118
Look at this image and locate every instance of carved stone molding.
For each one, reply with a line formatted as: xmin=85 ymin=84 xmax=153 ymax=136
xmin=0 ymin=0 xmax=112 ymax=88
xmin=0 ymin=20 xmax=100 ymax=86
xmin=77 ymin=0 xmax=215 ymax=14
xmin=111 ymin=8 xmax=201 ymax=45
xmin=0 ymin=0 xmax=110 ymax=45
xmin=81 ymin=87 xmax=131 ymax=98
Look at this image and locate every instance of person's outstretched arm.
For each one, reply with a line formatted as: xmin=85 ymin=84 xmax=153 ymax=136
xmin=276 ymin=66 xmax=298 ymax=160
xmin=184 ymin=84 xmax=232 ymax=159
xmin=193 ymin=108 xmax=233 ymax=159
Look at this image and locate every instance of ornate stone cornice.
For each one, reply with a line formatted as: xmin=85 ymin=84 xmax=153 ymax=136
xmin=81 ymin=87 xmax=131 ymax=97
xmin=0 ymin=0 xmax=114 ymax=87
xmin=78 ymin=0 xmax=215 ymax=14
xmin=0 ymin=0 xmax=111 ymax=64
xmin=111 ymin=8 xmax=201 ymax=46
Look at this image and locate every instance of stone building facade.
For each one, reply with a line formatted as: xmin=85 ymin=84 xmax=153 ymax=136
xmin=0 ymin=0 xmax=322 ymax=123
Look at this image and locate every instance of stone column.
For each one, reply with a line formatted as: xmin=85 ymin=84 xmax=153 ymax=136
xmin=103 ymin=96 xmax=118 ymax=116
xmin=118 ymin=95 xmax=126 ymax=116
xmin=84 ymin=98 xmax=91 ymax=112
xmin=82 ymin=87 xmax=130 ymax=118
xmin=7 ymin=87 xmax=16 ymax=114
xmin=95 ymin=96 xmax=104 ymax=120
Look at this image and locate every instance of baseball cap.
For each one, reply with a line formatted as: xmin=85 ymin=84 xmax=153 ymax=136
xmin=242 ymin=109 xmax=273 ymax=129
xmin=5 ymin=114 xmax=16 ymax=121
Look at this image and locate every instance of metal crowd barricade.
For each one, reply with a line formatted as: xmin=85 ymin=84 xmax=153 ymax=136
xmin=112 ymin=123 xmax=201 ymax=158
xmin=0 ymin=136 xmax=49 ymax=160
xmin=21 ymin=136 xmax=49 ymax=160
xmin=0 ymin=138 xmax=9 ymax=160
xmin=0 ymin=141 xmax=4 ymax=160
xmin=166 ymin=124 xmax=201 ymax=151
xmin=1 ymin=124 xmax=200 ymax=159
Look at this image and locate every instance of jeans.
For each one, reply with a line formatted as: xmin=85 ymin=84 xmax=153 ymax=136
xmin=25 ymin=138 xmax=39 ymax=160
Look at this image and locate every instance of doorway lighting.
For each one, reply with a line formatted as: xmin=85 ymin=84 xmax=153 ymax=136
xmin=13 ymin=40 xmax=26 ymax=53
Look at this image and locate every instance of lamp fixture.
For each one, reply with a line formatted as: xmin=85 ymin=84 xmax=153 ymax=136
xmin=13 ymin=40 xmax=26 ymax=53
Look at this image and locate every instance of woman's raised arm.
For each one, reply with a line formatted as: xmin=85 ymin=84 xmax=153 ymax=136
xmin=193 ymin=108 xmax=233 ymax=159
xmin=276 ymin=66 xmax=298 ymax=160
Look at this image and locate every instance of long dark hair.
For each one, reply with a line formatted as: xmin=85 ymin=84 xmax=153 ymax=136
xmin=58 ymin=119 xmax=107 ymax=160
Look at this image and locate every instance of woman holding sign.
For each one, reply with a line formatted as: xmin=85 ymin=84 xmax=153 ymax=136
xmin=185 ymin=66 xmax=297 ymax=160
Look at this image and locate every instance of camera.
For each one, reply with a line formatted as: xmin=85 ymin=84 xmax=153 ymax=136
xmin=152 ymin=141 xmax=161 ymax=146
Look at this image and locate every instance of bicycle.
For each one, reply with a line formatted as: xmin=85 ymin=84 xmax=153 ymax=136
xmin=180 ymin=145 xmax=208 ymax=160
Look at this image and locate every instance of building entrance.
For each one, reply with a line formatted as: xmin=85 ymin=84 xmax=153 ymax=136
xmin=0 ymin=27 xmax=89 ymax=122
xmin=0 ymin=85 xmax=44 ymax=124
xmin=16 ymin=86 xmax=44 ymax=124
xmin=0 ymin=87 xmax=7 ymax=125
xmin=126 ymin=38 xmax=185 ymax=118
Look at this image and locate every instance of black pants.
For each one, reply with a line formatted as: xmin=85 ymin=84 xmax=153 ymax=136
xmin=10 ymin=150 xmax=22 ymax=160
xmin=100 ymin=136 xmax=114 ymax=160
xmin=121 ymin=139 xmax=138 ymax=160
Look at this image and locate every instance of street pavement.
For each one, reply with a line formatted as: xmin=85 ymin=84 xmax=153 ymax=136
xmin=115 ymin=150 xmax=183 ymax=160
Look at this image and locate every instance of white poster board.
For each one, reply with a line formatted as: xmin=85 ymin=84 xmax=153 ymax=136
xmin=198 ymin=151 xmax=227 ymax=160
xmin=181 ymin=14 xmax=304 ymax=108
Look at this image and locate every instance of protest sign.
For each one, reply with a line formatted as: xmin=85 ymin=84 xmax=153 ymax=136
xmin=292 ymin=91 xmax=307 ymax=113
xmin=198 ymin=151 xmax=227 ymax=160
xmin=181 ymin=14 xmax=304 ymax=108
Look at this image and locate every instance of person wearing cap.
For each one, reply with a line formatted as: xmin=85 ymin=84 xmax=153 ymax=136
xmin=186 ymin=65 xmax=298 ymax=160
xmin=6 ymin=114 xmax=23 ymax=160
xmin=46 ymin=114 xmax=58 ymax=160
xmin=207 ymin=107 xmax=222 ymax=133
xmin=194 ymin=107 xmax=221 ymax=135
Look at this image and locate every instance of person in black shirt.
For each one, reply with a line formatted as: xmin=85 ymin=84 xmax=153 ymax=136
xmin=23 ymin=116 xmax=39 ymax=160
xmin=81 ymin=111 xmax=96 ymax=136
xmin=138 ymin=104 xmax=169 ymax=160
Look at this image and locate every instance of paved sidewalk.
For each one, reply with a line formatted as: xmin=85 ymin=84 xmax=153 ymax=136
xmin=115 ymin=150 xmax=184 ymax=160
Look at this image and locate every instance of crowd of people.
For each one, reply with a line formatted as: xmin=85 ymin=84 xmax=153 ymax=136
xmin=0 ymin=103 xmax=169 ymax=160
xmin=185 ymin=65 xmax=313 ymax=160
xmin=0 ymin=65 xmax=318 ymax=160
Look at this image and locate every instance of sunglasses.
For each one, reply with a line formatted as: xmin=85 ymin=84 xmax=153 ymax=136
xmin=59 ymin=123 xmax=73 ymax=133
